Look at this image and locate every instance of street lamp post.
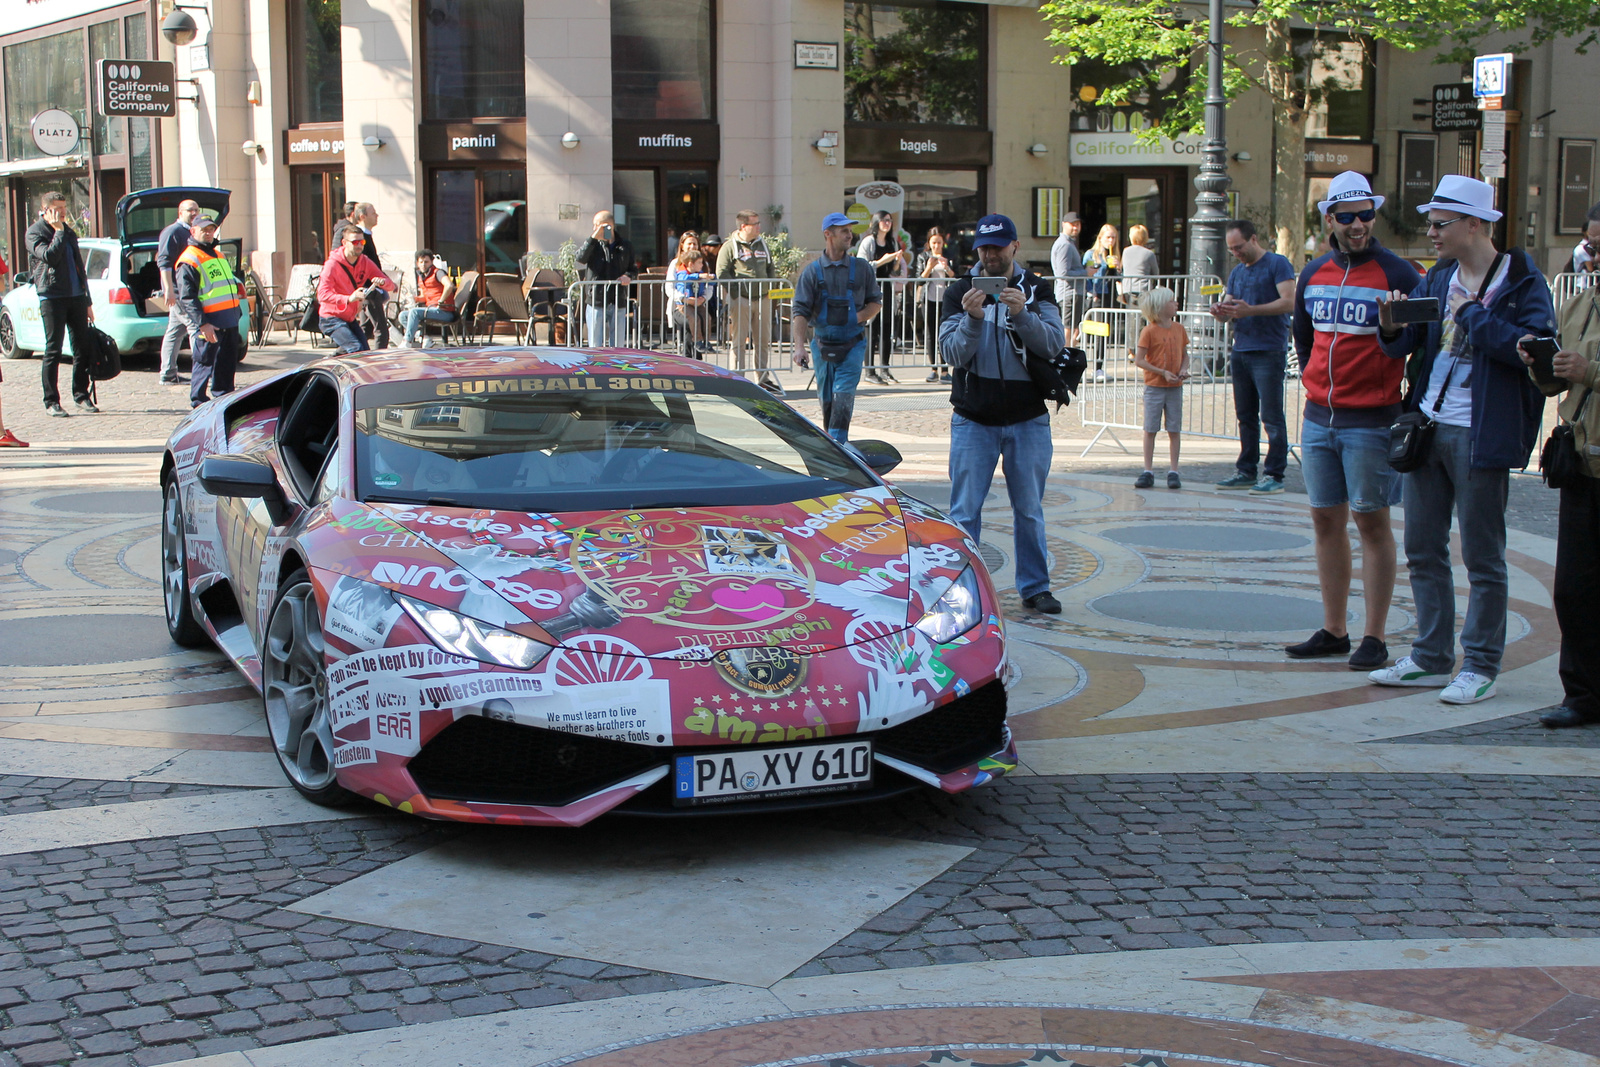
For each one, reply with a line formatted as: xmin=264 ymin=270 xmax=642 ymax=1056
xmin=1187 ymin=0 xmax=1231 ymax=285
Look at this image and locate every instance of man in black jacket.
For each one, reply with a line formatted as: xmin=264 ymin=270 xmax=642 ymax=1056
xmin=26 ymin=191 xmax=97 ymax=417
xmin=576 ymin=210 xmax=634 ymax=346
xmin=939 ymin=214 xmax=1066 ymax=614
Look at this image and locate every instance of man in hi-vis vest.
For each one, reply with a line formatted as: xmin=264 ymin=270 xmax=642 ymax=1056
xmin=174 ymin=215 xmax=244 ymax=409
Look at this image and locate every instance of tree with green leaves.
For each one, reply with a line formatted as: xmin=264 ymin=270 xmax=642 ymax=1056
xmin=1041 ymin=0 xmax=1600 ymax=262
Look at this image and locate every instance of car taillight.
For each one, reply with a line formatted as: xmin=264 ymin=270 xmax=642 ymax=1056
xmin=108 ymin=287 xmax=134 ymax=304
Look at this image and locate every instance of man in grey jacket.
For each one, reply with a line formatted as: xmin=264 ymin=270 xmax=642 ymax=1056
xmin=1049 ymin=211 xmax=1085 ymax=346
xmin=941 ymin=214 xmax=1067 ymax=614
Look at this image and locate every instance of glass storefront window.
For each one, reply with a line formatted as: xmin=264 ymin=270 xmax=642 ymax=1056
xmin=844 ymin=2 xmax=983 ymax=127
xmin=290 ymin=0 xmax=343 ymax=125
xmin=1295 ymin=33 xmax=1374 ymax=142
xmin=423 ymin=0 xmax=526 ymax=120
xmin=126 ymin=14 xmax=153 ymax=190
xmin=430 ymin=167 xmax=527 ymax=276
xmin=611 ymin=0 xmax=712 ymax=121
xmin=20 ymin=175 xmax=93 ymax=237
xmin=90 ymin=21 xmax=123 ymax=156
xmin=841 ymin=167 xmax=981 ymax=261
xmin=612 ymin=170 xmax=657 ymax=268
xmin=292 ymin=167 xmax=345 ymax=264
xmin=5 ymin=30 xmax=87 ymax=162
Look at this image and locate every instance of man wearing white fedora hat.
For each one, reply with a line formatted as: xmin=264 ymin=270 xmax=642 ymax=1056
xmin=1369 ymin=174 xmax=1556 ymax=705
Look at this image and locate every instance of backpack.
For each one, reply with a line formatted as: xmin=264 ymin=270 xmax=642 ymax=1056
xmin=1027 ymin=347 xmax=1088 ymax=412
xmin=86 ymin=327 xmax=121 ymax=382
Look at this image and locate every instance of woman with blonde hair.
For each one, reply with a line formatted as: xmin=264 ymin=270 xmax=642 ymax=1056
xmin=668 ymin=231 xmax=713 ymax=354
xmin=1121 ymin=223 xmax=1159 ymax=305
xmin=1085 ymin=223 xmax=1121 ymax=380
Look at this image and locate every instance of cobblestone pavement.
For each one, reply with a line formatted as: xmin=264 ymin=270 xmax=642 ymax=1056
xmin=1 ymin=345 xmax=1594 ymax=1067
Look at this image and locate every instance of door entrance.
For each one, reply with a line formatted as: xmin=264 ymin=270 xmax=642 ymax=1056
xmin=290 ymin=166 xmax=345 ymax=266
xmin=612 ymin=166 xmax=714 ymax=269
xmin=428 ymin=167 xmax=527 ymax=277
xmin=1071 ymin=168 xmax=1188 ymax=274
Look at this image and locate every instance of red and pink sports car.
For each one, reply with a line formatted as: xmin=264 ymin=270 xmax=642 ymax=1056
xmin=161 ymin=348 xmax=1015 ymax=825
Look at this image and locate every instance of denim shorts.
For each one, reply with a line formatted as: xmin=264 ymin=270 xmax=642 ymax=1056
xmin=1300 ymin=419 xmax=1401 ymax=512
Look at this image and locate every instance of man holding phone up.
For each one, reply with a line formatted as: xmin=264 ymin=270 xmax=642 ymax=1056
xmin=317 ymin=226 xmax=397 ymax=354
xmin=1370 ymin=175 xmax=1554 ymax=704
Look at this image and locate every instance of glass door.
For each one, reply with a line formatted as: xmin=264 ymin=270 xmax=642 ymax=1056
xmin=612 ymin=170 xmax=658 ymax=268
xmin=1124 ymin=174 xmax=1168 ymax=271
xmin=290 ymin=167 xmax=345 ymax=265
xmin=430 ymin=167 xmax=527 ymax=277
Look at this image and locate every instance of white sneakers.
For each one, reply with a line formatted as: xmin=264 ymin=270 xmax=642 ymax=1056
xmin=1368 ymin=657 xmax=1497 ymax=705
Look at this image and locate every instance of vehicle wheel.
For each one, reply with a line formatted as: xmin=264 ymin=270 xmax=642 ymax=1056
xmin=263 ymin=569 xmax=356 ymax=805
xmin=0 ymin=310 xmax=31 ymax=359
xmin=161 ymin=478 xmax=210 ymax=648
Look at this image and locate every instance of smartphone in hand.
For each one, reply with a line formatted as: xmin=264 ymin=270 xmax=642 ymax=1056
xmin=1389 ymin=297 xmax=1441 ymax=324
xmin=972 ymin=275 xmax=1008 ymax=297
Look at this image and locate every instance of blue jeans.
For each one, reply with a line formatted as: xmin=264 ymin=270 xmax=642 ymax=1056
xmin=1402 ymin=423 xmax=1510 ymax=677
xmin=1230 ymin=349 xmax=1288 ymax=480
xmin=401 ymin=306 xmax=457 ymax=345
xmin=948 ymin=413 xmax=1053 ymax=599
xmin=1300 ymin=420 xmax=1400 ymax=512
xmin=586 ymin=304 xmax=628 ymax=347
xmin=813 ymin=338 xmax=866 ymax=441
xmin=320 ymin=316 xmax=369 ymax=354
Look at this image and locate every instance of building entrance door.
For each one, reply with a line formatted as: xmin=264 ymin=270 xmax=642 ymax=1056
xmin=612 ymin=166 xmax=714 ymax=269
xmin=428 ymin=166 xmax=527 ymax=277
xmin=1071 ymin=168 xmax=1187 ymax=274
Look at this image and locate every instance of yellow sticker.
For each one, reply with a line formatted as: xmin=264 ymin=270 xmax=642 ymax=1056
xmin=1199 ymin=283 xmax=1225 ymax=296
xmin=1080 ymin=319 xmax=1111 ymax=337
xmin=767 ymin=287 xmax=795 ymax=300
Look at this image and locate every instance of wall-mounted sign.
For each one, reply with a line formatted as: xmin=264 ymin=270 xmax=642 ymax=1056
xmin=612 ymin=121 xmax=720 ymax=162
xmin=1303 ymin=139 xmax=1375 ymax=176
xmin=1431 ymin=83 xmax=1480 ymax=133
xmin=418 ymin=122 xmax=527 ymax=162
xmin=1473 ymin=53 xmax=1512 ymax=99
xmin=1559 ymin=139 xmax=1596 ymax=235
xmin=845 ymin=125 xmax=992 ymax=167
xmin=1068 ymin=131 xmax=1202 ymax=167
xmin=1034 ymin=186 xmax=1064 ymax=238
xmin=1399 ymin=133 xmax=1438 ymax=217
xmin=96 ymin=60 xmax=175 ymax=118
xmin=284 ymin=129 xmax=345 ymax=165
xmin=30 ymin=109 xmax=79 ymax=156
xmin=795 ymin=41 xmax=838 ymax=69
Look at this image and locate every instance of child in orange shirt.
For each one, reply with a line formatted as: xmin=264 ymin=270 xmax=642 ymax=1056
xmin=1131 ymin=286 xmax=1188 ymax=488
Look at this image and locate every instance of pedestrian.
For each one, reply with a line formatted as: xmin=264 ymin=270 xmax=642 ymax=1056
xmin=1120 ymin=224 xmax=1159 ymax=305
xmin=0 ymin=364 xmax=27 ymax=446
xmin=173 ymin=215 xmax=245 ymax=408
xmin=1084 ymin=224 xmax=1121 ymax=381
xmin=355 ymin=204 xmax=391 ymax=349
xmin=316 ymin=226 xmax=396 ymax=354
xmin=400 ymin=249 xmax=457 ymax=347
xmin=858 ymin=211 xmax=908 ymax=384
xmin=915 ymin=229 xmax=955 ymax=382
xmin=1051 ymin=211 xmax=1087 ymax=347
xmin=672 ymin=250 xmax=714 ymax=359
xmin=1211 ymin=219 xmax=1296 ymax=494
xmin=789 ymin=213 xmax=882 ymax=442
xmin=576 ymin=210 xmax=634 ymax=348
xmin=1131 ymin=286 xmax=1188 ymax=489
xmin=1521 ymin=277 xmax=1600 ymax=727
xmin=941 ymin=213 xmax=1067 ymax=615
xmin=155 ymin=198 xmax=200 ymax=385
xmin=1369 ymin=174 xmax=1555 ymax=704
xmin=0 ymin=248 xmax=10 ymax=294
xmin=1281 ymin=173 xmax=1420 ymax=669
xmin=26 ymin=191 xmax=97 ymax=418
xmin=668 ymin=231 xmax=712 ymax=355
xmin=716 ymin=209 xmax=781 ymax=395
xmin=1570 ymin=203 xmax=1600 ymax=274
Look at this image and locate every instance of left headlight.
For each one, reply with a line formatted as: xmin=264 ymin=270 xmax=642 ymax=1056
xmin=913 ymin=565 xmax=982 ymax=644
xmin=396 ymin=593 xmax=554 ymax=670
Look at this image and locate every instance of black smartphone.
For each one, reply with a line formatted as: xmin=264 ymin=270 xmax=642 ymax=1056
xmin=1389 ymin=297 xmax=1441 ymax=324
xmin=973 ymin=275 xmax=1008 ymax=297
xmin=1522 ymin=336 xmax=1563 ymax=386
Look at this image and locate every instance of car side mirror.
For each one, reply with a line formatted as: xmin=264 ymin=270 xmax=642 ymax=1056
xmin=199 ymin=455 xmax=295 ymax=525
xmin=846 ymin=439 xmax=902 ymax=476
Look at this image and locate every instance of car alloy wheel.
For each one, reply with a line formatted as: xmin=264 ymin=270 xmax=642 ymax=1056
xmin=161 ymin=479 xmax=208 ymax=647
xmin=263 ymin=569 xmax=354 ymax=804
xmin=0 ymin=311 xmax=29 ymax=359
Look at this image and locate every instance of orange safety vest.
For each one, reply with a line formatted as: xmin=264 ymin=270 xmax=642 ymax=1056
xmin=175 ymin=245 xmax=241 ymax=314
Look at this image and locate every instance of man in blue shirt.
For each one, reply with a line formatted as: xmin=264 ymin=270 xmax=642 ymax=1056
xmin=790 ymin=213 xmax=882 ymax=441
xmin=1210 ymin=219 xmax=1296 ymax=494
xmin=155 ymin=198 xmax=200 ymax=384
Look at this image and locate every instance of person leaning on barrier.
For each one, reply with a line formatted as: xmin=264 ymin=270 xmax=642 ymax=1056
xmin=1119 ymin=224 xmax=1159 ymax=305
xmin=1211 ymin=219 xmax=1296 ymax=495
xmin=577 ymin=210 xmax=634 ymax=348
xmin=789 ymin=213 xmax=882 ymax=442
xmin=716 ymin=209 xmax=780 ymax=395
xmin=1369 ymin=175 xmax=1554 ymax=705
xmin=941 ymin=213 xmax=1067 ymax=616
xmin=1050 ymin=211 xmax=1086 ymax=347
xmin=1520 ymin=276 xmax=1600 ymax=726
xmin=915 ymin=229 xmax=956 ymax=383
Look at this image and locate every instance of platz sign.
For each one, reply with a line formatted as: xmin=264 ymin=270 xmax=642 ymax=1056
xmin=97 ymin=60 xmax=176 ymax=118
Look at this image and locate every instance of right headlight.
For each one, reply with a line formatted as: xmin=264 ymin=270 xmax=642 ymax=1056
xmin=396 ymin=593 xmax=554 ymax=670
xmin=913 ymin=565 xmax=982 ymax=644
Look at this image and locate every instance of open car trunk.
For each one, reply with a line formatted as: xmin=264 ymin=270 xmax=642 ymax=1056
xmin=117 ymin=186 xmax=231 ymax=318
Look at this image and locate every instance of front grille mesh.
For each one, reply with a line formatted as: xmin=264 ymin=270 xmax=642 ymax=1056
xmin=873 ymin=680 xmax=1008 ymax=773
xmin=408 ymin=717 xmax=664 ymax=807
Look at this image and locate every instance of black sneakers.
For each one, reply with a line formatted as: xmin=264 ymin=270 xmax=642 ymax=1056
xmin=1023 ymin=591 xmax=1062 ymax=615
xmin=1285 ymin=628 xmax=1351 ymax=658
xmin=1347 ymin=636 xmax=1388 ymax=670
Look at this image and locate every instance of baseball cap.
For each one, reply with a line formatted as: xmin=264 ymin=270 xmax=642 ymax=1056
xmin=192 ymin=215 xmax=219 ymax=229
xmin=1061 ymin=211 xmax=1081 ymax=223
xmin=973 ymin=214 xmax=1018 ymax=247
xmin=821 ymin=212 xmax=854 ymax=232
xmin=1415 ymin=174 xmax=1502 ymax=222
xmin=1317 ymin=171 xmax=1384 ymax=215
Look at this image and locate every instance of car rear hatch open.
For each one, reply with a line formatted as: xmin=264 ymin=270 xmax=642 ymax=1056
xmin=117 ymin=186 xmax=231 ymax=317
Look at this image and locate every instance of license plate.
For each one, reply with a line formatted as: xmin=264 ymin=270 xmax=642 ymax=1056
xmin=673 ymin=740 xmax=873 ymax=806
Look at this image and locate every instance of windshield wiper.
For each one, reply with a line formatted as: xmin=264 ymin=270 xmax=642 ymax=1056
xmin=363 ymin=494 xmax=471 ymax=507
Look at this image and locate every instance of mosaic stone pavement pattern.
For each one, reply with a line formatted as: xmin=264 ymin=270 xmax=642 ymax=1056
xmin=1 ymin=431 xmax=1597 ymax=1067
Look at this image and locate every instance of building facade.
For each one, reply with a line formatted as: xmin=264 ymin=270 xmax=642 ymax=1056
xmin=2 ymin=0 xmax=1595 ymax=288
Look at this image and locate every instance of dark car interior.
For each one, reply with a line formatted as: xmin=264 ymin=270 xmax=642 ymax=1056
xmin=276 ymin=375 xmax=341 ymax=500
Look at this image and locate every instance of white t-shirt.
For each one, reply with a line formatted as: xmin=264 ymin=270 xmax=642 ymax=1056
xmin=1420 ymin=255 xmax=1510 ymax=428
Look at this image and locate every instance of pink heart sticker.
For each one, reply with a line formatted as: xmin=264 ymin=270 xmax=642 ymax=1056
xmin=711 ymin=585 xmax=785 ymax=619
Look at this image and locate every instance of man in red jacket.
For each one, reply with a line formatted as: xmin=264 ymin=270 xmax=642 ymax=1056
xmin=1287 ymin=171 xmax=1421 ymax=671
xmin=317 ymin=227 xmax=395 ymax=353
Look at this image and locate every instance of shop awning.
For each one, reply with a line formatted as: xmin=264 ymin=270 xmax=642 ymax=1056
xmin=0 ymin=155 xmax=87 ymax=178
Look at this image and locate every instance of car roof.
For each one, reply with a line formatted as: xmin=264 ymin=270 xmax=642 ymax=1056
xmin=326 ymin=347 xmax=750 ymax=388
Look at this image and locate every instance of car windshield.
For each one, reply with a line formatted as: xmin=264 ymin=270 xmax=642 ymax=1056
xmin=352 ymin=373 xmax=876 ymax=510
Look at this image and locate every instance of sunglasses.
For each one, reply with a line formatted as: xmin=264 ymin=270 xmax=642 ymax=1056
xmin=1426 ymin=216 xmax=1466 ymax=232
xmin=1332 ymin=209 xmax=1376 ymax=225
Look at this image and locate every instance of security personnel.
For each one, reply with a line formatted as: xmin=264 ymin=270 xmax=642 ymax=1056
xmin=173 ymin=215 xmax=244 ymax=408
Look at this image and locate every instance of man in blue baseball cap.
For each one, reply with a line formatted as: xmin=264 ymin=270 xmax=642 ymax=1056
xmin=790 ymin=213 xmax=883 ymax=440
xmin=939 ymin=213 xmax=1067 ymax=614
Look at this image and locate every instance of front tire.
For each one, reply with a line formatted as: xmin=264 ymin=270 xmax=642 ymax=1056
xmin=263 ymin=569 xmax=355 ymax=806
xmin=0 ymin=310 xmax=31 ymax=359
xmin=161 ymin=478 xmax=209 ymax=648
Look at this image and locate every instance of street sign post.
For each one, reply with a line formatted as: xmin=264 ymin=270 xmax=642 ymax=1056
xmin=1472 ymin=53 xmax=1512 ymax=99
xmin=96 ymin=60 xmax=176 ymax=118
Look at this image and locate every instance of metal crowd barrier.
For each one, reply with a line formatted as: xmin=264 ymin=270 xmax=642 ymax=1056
xmin=1551 ymin=270 xmax=1597 ymax=311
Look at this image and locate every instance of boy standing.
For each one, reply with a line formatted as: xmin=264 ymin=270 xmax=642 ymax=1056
xmin=1131 ymin=287 xmax=1188 ymax=489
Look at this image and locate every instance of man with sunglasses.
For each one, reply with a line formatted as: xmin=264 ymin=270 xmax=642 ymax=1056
xmin=1368 ymin=175 xmax=1554 ymax=706
xmin=316 ymin=226 xmax=397 ymax=354
xmin=1288 ymin=171 xmax=1421 ymax=671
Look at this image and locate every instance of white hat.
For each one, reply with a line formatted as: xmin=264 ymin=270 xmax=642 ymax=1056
xmin=1415 ymin=174 xmax=1503 ymax=222
xmin=1317 ymin=171 xmax=1384 ymax=215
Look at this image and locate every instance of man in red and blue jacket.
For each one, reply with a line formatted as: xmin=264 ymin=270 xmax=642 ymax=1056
xmin=1287 ymin=171 xmax=1420 ymax=671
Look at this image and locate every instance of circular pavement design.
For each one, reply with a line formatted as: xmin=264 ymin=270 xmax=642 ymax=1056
xmin=1090 ymin=589 xmax=1324 ymax=632
xmin=0 ymin=613 xmax=180 ymax=666
xmin=0 ymin=548 xmax=17 ymax=567
xmin=1101 ymin=524 xmax=1310 ymax=552
xmin=34 ymin=489 xmax=163 ymax=516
